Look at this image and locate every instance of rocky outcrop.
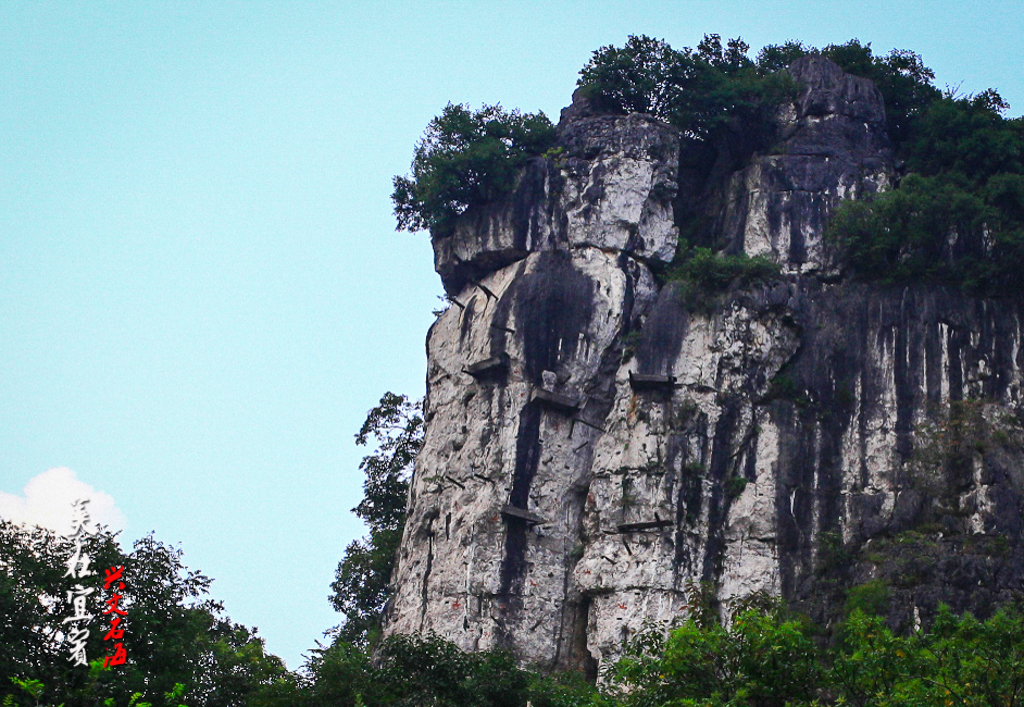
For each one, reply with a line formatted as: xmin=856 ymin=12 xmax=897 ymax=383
xmin=432 ymin=112 xmax=680 ymax=296
xmin=385 ymin=57 xmax=1024 ymax=673
xmin=711 ymin=55 xmax=893 ymax=273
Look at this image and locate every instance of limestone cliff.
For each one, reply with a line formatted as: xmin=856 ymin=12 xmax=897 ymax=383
xmin=385 ymin=56 xmax=1024 ymax=674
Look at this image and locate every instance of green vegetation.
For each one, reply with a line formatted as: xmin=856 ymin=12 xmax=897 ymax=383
xmin=247 ymin=632 xmax=605 ymax=707
xmin=668 ymin=248 xmax=779 ymax=290
xmin=394 ymin=34 xmax=1024 ymax=297
xmin=0 ymin=521 xmax=286 ymax=707
xmin=724 ymin=474 xmax=749 ymax=499
xmin=604 ymin=599 xmax=1024 ymax=707
xmin=577 ymin=34 xmax=797 ymax=146
xmin=329 ymin=392 xmax=423 ymax=646
xmin=391 ymin=104 xmax=556 ymax=238
xmin=608 ymin=602 xmax=819 ymax=707
xmin=667 ymin=247 xmax=780 ymax=309
xmin=844 ymin=579 xmax=890 ymax=617
xmin=575 ymin=36 xmax=946 ymax=167
xmin=830 ymin=100 xmax=1024 ymax=293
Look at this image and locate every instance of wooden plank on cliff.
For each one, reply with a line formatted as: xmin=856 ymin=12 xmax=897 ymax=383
xmin=501 ymin=505 xmax=547 ymax=525
xmin=629 ymin=371 xmax=677 ymax=392
xmin=532 ymin=388 xmax=581 ymax=413
xmin=464 ymin=353 xmax=510 ymax=379
xmin=616 ymin=519 xmax=674 ymax=533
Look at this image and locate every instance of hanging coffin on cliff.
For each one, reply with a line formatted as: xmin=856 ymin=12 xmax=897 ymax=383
xmin=628 ymin=371 xmax=677 ymax=392
xmin=464 ymin=352 xmax=510 ymax=380
xmin=531 ymin=387 xmax=581 ymax=413
xmin=616 ymin=519 xmax=674 ymax=533
xmin=501 ymin=504 xmax=547 ymax=525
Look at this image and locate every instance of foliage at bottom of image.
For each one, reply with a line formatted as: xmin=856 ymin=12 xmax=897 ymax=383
xmin=12 ymin=602 xmax=1024 ymax=707
xmin=603 ymin=600 xmax=1024 ymax=707
xmin=244 ymin=596 xmax=1024 ymax=707
xmin=0 ymin=520 xmax=287 ymax=707
xmin=251 ymin=634 xmax=603 ymax=707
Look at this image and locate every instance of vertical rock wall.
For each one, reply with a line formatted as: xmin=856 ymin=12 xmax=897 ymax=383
xmin=384 ymin=56 xmax=1024 ymax=671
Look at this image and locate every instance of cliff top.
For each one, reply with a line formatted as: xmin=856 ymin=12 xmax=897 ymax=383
xmin=395 ymin=35 xmax=1024 ymax=298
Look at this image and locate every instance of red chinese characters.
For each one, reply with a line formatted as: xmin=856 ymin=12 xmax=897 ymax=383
xmin=102 ymin=565 xmax=128 ymax=668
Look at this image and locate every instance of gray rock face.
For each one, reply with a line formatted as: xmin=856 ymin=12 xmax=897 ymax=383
xmin=386 ymin=58 xmax=1024 ymax=672
xmin=432 ymin=113 xmax=680 ymax=296
xmin=713 ymin=55 xmax=893 ymax=273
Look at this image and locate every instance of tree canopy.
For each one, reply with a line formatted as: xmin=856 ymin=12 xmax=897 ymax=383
xmin=391 ymin=104 xmax=556 ymax=238
xmin=577 ymin=33 xmax=796 ymax=146
xmin=329 ymin=392 xmax=424 ymax=646
xmin=829 ymin=87 xmax=1024 ymax=293
xmin=0 ymin=520 xmax=287 ymax=707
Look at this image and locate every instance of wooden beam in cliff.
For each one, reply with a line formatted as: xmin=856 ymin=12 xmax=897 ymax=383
xmin=532 ymin=388 xmax=581 ymax=413
xmin=616 ymin=519 xmax=674 ymax=533
xmin=501 ymin=504 xmax=547 ymax=525
xmin=629 ymin=371 xmax=677 ymax=392
xmin=464 ymin=353 xmax=510 ymax=380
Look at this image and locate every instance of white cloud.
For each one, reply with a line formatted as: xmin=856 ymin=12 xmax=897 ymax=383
xmin=0 ymin=467 xmax=126 ymax=536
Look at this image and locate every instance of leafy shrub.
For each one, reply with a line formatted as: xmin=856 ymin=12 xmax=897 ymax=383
xmin=392 ymin=104 xmax=556 ymax=238
xmin=725 ymin=474 xmax=749 ymax=499
xmin=830 ymin=174 xmax=1024 ymax=294
xmin=830 ymin=173 xmax=995 ymax=286
xmin=755 ymin=40 xmax=812 ymax=73
xmin=664 ymin=247 xmax=779 ymax=311
xmin=832 ymin=607 xmax=1024 ymax=707
xmin=844 ymin=579 xmax=890 ymax=617
xmin=601 ymin=601 xmax=1024 ymax=707
xmin=606 ymin=602 xmax=820 ymax=707
xmin=297 ymin=634 xmax=603 ymax=707
xmin=668 ymin=247 xmax=779 ymax=290
xmin=577 ymin=34 xmax=797 ymax=147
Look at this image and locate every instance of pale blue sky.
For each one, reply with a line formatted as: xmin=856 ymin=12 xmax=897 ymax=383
xmin=2 ymin=0 xmax=1021 ymax=670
